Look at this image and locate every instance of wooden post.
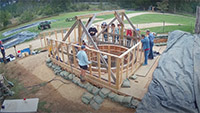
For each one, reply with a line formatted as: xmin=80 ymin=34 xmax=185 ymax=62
xmin=61 ymin=30 xmax=64 ymax=40
xmin=72 ymin=46 xmax=77 ymax=66
xmin=47 ymin=39 xmax=51 ymax=56
xmin=65 ymin=44 xmax=71 ymax=65
xmin=108 ymin=55 xmax=111 ymax=85
xmin=136 ymin=43 xmax=140 ymax=68
xmin=74 ymin=28 xmax=77 ymax=42
xmin=139 ymin=43 xmax=143 ymax=64
xmin=78 ymin=22 xmax=82 ymax=45
xmin=55 ymin=31 xmax=58 ymax=40
xmin=120 ymin=14 xmax=124 ymax=45
xmin=55 ymin=40 xmax=59 ymax=58
xmin=120 ymin=57 xmax=124 ymax=83
xmin=50 ymin=40 xmax=54 ymax=58
xmin=131 ymin=48 xmax=136 ymax=72
xmin=48 ymin=32 xmax=51 ymax=38
xmin=43 ymin=33 xmax=47 ymax=48
xmin=97 ymin=52 xmax=101 ymax=79
xmin=126 ymin=52 xmax=130 ymax=78
xmin=116 ymin=58 xmax=120 ymax=89
xmin=61 ymin=43 xmax=65 ymax=62
xmin=88 ymin=50 xmax=92 ymax=76
xmin=195 ymin=6 xmax=200 ymax=34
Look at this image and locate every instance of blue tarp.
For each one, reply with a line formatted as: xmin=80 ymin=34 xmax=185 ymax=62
xmin=136 ymin=30 xmax=200 ymax=113
xmin=2 ymin=31 xmax=38 ymax=49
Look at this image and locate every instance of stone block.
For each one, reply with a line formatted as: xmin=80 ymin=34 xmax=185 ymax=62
xmin=90 ymin=100 xmax=101 ymax=110
xmin=46 ymin=58 xmax=51 ymax=63
xmin=93 ymin=95 xmax=104 ymax=104
xmin=82 ymin=97 xmax=90 ymax=105
xmin=113 ymin=95 xmax=124 ymax=103
xmin=87 ymin=85 xmax=94 ymax=93
xmin=108 ymin=92 xmax=117 ymax=100
xmin=121 ymin=78 xmax=130 ymax=88
xmin=122 ymin=96 xmax=132 ymax=104
xmin=91 ymin=87 xmax=100 ymax=96
xmin=129 ymin=74 xmax=138 ymax=80
xmin=82 ymin=92 xmax=94 ymax=102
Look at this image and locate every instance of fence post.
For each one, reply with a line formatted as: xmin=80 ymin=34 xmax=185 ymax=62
xmin=116 ymin=58 xmax=120 ymax=89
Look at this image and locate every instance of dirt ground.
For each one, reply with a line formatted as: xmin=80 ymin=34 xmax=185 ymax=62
xmin=0 ymin=51 xmax=135 ymax=113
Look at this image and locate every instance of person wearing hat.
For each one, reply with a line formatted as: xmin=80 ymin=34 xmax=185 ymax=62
xmin=141 ymin=34 xmax=150 ymax=65
xmin=0 ymin=41 xmax=6 ymax=63
xmin=146 ymin=29 xmax=155 ymax=59
xmin=76 ymin=45 xmax=91 ymax=82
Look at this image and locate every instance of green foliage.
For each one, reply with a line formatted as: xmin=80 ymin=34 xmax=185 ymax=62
xmin=19 ymin=11 xmax=34 ymax=23
xmin=0 ymin=11 xmax=11 ymax=27
xmin=157 ymin=0 xmax=169 ymax=12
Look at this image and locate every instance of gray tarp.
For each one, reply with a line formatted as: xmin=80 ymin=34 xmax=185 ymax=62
xmin=136 ymin=30 xmax=200 ymax=113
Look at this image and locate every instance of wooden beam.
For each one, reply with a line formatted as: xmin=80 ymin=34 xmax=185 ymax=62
xmin=120 ymin=14 xmax=124 ymax=45
xmin=80 ymin=14 xmax=96 ymax=41
xmin=50 ymin=40 xmax=54 ymax=58
xmin=126 ymin=52 xmax=130 ymax=78
xmin=96 ymin=17 xmax=117 ymax=38
xmin=61 ymin=43 xmax=65 ymax=62
xmin=79 ymin=20 xmax=116 ymax=82
xmin=54 ymin=20 xmax=79 ymax=55
xmin=123 ymin=12 xmax=141 ymax=39
xmin=97 ymin=52 xmax=101 ymax=79
xmin=114 ymin=11 xmax=124 ymax=27
xmin=78 ymin=21 xmax=82 ymax=45
xmin=120 ymin=57 xmax=124 ymax=83
xmin=75 ymin=10 xmax=125 ymax=19
xmin=116 ymin=58 xmax=121 ymax=89
xmin=108 ymin=55 xmax=111 ymax=85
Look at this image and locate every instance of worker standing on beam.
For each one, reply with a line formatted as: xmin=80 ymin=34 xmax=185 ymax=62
xmin=146 ymin=30 xmax=155 ymax=59
xmin=76 ymin=45 xmax=91 ymax=82
xmin=141 ymin=34 xmax=150 ymax=66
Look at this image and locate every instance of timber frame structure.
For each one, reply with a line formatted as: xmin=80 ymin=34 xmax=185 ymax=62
xmin=40 ymin=10 xmax=144 ymax=91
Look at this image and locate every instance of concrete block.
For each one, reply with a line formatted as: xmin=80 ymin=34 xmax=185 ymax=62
xmin=90 ymin=100 xmax=101 ymax=110
xmin=72 ymin=77 xmax=80 ymax=84
xmin=122 ymin=96 xmax=132 ymax=104
xmin=108 ymin=92 xmax=117 ymax=100
xmin=47 ymin=63 xmax=52 ymax=68
xmin=113 ymin=95 xmax=124 ymax=103
xmin=46 ymin=58 xmax=51 ymax=63
xmin=131 ymin=99 xmax=140 ymax=108
xmin=87 ymin=85 xmax=94 ymax=93
xmin=82 ymin=92 xmax=94 ymax=102
xmin=93 ymin=95 xmax=104 ymax=104
xmin=129 ymin=74 xmax=138 ymax=80
xmin=82 ymin=97 xmax=90 ymax=105
xmin=121 ymin=78 xmax=130 ymax=88
xmin=68 ymin=74 xmax=75 ymax=80
xmin=100 ymin=88 xmax=111 ymax=97
xmin=91 ymin=87 xmax=100 ymax=96
xmin=83 ymin=83 xmax=91 ymax=89
xmin=99 ymin=91 xmax=106 ymax=99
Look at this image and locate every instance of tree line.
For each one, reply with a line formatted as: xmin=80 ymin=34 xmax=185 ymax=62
xmin=0 ymin=0 xmax=199 ymax=30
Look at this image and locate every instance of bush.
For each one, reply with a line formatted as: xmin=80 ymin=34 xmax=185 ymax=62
xmin=19 ymin=11 xmax=34 ymax=23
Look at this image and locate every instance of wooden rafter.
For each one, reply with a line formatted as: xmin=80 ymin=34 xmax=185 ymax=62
xmin=79 ymin=20 xmax=116 ymax=82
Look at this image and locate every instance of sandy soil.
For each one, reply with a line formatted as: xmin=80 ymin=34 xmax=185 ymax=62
xmin=16 ymin=51 xmax=134 ymax=113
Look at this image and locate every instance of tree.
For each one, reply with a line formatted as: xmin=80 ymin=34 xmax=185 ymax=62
xmin=19 ymin=11 xmax=34 ymax=23
xmin=157 ymin=0 xmax=169 ymax=12
xmin=0 ymin=11 xmax=11 ymax=27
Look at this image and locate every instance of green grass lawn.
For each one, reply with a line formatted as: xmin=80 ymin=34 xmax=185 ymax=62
xmin=127 ymin=13 xmax=195 ymax=33
xmin=0 ymin=11 xmax=99 ymax=39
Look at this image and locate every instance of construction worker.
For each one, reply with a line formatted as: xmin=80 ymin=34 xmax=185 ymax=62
xmin=146 ymin=30 xmax=155 ymax=59
xmin=88 ymin=25 xmax=98 ymax=43
xmin=0 ymin=41 xmax=6 ymax=64
xmin=141 ymin=34 xmax=150 ymax=65
xmin=101 ymin=22 xmax=108 ymax=41
xmin=76 ymin=45 xmax=91 ymax=82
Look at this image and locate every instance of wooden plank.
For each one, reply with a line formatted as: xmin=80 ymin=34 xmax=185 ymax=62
xmin=55 ymin=31 xmax=58 ymax=40
xmin=75 ymin=10 xmax=125 ymax=19
xmin=120 ymin=14 xmax=124 ymax=45
xmin=61 ymin=43 xmax=65 ymax=62
xmin=79 ymin=20 xmax=116 ymax=82
xmin=120 ymin=57 xmax=124 ymax=83
xmin=126 ymin=52 xmax=130 ymax=78
xmin=114 ymin=11 xmax=124 ymax=26
xmin=50 ymin=40 xmax=54 ymax=58
xmin=88 ymin=50 xmax=92 ymax=76
xmin=78 ymin=22 xmax=82 ymax=45
xmin=74 ymin=28 xmax=77 ymax=42
xmin=96 ymin=17 xmax=117 ymax=38
xmin=97 ymin=52 xmax=101 ymax=79
xmin=120 ymin=41 xmax=141 ymax=58
xmin=54 ymin=20 xmax=78 ymax=55
xmin=55 ymin=40 xmax=59 ymax=58
xmin=139 ymin=43 xmax=144 ymax=64
xmin=131 ymin=48 xmax=136 ymax=73
xmin=108 ymin=55 xmax=111 ymax=85
xmin=116 ymin=58 xmax=121 ymax=89
xmin=72 ymin=46 xmax=77 ymax=67
xmin=123 ymin=12 xmax=141 ymax=39
xmin=43 ymin=33 xmax=47 ymax=48
xmin=80 ymin=14 xmax=96 ymax=41
xmin=61 ymin=30 xmax=64 ymax=40
xmin=65 ymin=43 xmax=71 ymax=65
xmin=136 ymin=43 xmax=140 ymax=68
